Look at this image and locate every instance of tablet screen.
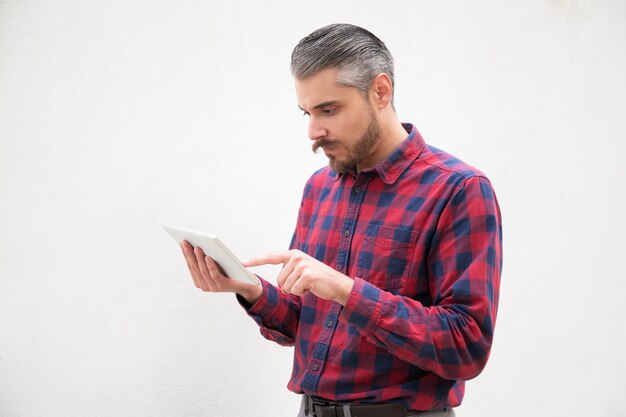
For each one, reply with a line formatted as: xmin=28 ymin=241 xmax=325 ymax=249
xmin=164 ymin=225 xmax=260 ymax=286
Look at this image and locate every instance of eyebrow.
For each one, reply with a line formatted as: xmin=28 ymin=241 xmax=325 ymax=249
xmin=298 ymin=100 xmax=339 ymax=112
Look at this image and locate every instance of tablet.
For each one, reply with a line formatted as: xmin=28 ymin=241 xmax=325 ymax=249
xmin=163 ymin=225 xmax=260 ymax=286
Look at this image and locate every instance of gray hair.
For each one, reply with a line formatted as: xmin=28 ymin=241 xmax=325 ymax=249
xmin=291 ymin=23 xmax=395 ymax=101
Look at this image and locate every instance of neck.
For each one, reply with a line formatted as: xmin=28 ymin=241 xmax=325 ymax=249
xmin=357 ymin=111 xmax=408 ymax=172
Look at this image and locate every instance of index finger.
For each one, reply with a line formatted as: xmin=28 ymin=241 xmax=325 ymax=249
xmin=243 ymin=252 xmax=290 ymax=267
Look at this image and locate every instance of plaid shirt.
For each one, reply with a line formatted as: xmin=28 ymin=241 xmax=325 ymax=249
xmin=241 ymin=123 xmax=502 ymax=411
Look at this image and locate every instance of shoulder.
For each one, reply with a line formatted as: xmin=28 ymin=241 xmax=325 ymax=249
xmin=423 ymin=144 xmax=486 ymax=179
xmin=419 ymin=146 xmax=500 ymax=219
xmin=416 ymin=144 xmax=492 ymax=188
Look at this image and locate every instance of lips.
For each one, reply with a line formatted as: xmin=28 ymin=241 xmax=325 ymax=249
xmin=321 ymin=144 xmax=337 ymax=153
xmin=313 ymin=139 xmax=339 ymax=154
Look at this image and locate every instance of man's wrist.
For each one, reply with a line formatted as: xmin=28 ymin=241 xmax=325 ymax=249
xmin=240 ymin=284 xmax=263 ymax=306
xmin=334 ymin=276 xmax=355 ymax=306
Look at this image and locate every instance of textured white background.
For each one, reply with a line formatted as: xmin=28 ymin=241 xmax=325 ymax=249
xmin=1 ymin=1 xmax=625 ymax=416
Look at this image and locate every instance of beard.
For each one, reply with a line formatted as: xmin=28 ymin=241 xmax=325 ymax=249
xmin=312 ymin=106 xmax=381 ymax=174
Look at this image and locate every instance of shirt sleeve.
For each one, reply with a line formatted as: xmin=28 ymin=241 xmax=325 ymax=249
xmin=236 ymin=182 xmax=311 ymax=347
xmin=237 ymin=277 xmax=302 ymax=347
xmin=340 ymin=176 xmax=503 ymax=380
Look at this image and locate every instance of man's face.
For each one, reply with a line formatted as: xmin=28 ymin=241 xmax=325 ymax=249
xmin=295 ymin=68 xmax=381 ymax=174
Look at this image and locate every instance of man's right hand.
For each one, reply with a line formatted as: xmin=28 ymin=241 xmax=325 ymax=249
xmin=180 ymin=241 xmax=263 ymax=305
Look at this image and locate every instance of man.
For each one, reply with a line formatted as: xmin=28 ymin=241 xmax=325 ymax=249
xmin=181 ymin=23 xmax=502 ymax=417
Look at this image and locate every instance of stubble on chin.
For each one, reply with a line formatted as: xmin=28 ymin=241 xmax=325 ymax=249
xmin=311 ymin=107 xmax=381 ymax=174
xmin=312 ymin=140 xmax=348 ymax=173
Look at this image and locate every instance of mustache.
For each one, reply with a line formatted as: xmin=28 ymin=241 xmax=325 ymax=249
xmin=312 ymin=139 xmax=340 ymax=153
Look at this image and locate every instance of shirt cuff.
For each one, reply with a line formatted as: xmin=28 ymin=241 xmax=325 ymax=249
xmin=236 ymin=277 xmax=279 ymax=318
xmin=340 ymin=277 xmax=384 ymax=332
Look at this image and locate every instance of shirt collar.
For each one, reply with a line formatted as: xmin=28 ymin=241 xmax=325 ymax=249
xmin=334 ymin=123 xmax=425 ymax=184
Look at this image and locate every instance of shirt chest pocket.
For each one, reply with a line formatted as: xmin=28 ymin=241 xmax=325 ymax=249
xmin=355 ymin=224 xmax=420 ymax=292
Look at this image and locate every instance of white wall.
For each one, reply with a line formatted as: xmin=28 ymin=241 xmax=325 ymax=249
xmin=1 ymin=1 xmax=625 ymax=416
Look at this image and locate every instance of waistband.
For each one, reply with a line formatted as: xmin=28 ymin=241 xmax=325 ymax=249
xmin=303 ymin=394 xmax=451 ymax=417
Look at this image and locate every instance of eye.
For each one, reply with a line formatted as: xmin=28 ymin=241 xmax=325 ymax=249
xmin=322 ymin=107 xmax=336 ymax=115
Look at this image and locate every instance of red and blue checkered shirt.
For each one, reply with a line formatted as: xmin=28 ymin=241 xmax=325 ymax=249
xmin=240 ymin=123 xmax=502 ymax=411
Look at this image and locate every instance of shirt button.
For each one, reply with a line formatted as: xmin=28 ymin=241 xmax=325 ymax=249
xmin=327 ymin=320 xmax=333 ymax=327
xmin=355 ymin=187 xmax=362 ymax=193
xmin=344 ymin=230 xmax=350 ymax=237
xmin=312 ymin=364 xmax=319 ymax=371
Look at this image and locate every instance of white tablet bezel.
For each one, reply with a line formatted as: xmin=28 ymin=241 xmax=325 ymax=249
xmin=163 ymin=225 xmax=260 ymax=286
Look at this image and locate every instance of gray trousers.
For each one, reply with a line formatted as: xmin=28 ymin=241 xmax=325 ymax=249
xmin=297 ymin=396 xmax=457 ymax=417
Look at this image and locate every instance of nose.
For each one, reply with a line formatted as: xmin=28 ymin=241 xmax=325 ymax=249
xmin=308 ymin=117 xmax=327 ymax=141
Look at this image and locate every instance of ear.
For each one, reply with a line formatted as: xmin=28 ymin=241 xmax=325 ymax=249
xmin=369 ymin=73 xmax=393 ymax=109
